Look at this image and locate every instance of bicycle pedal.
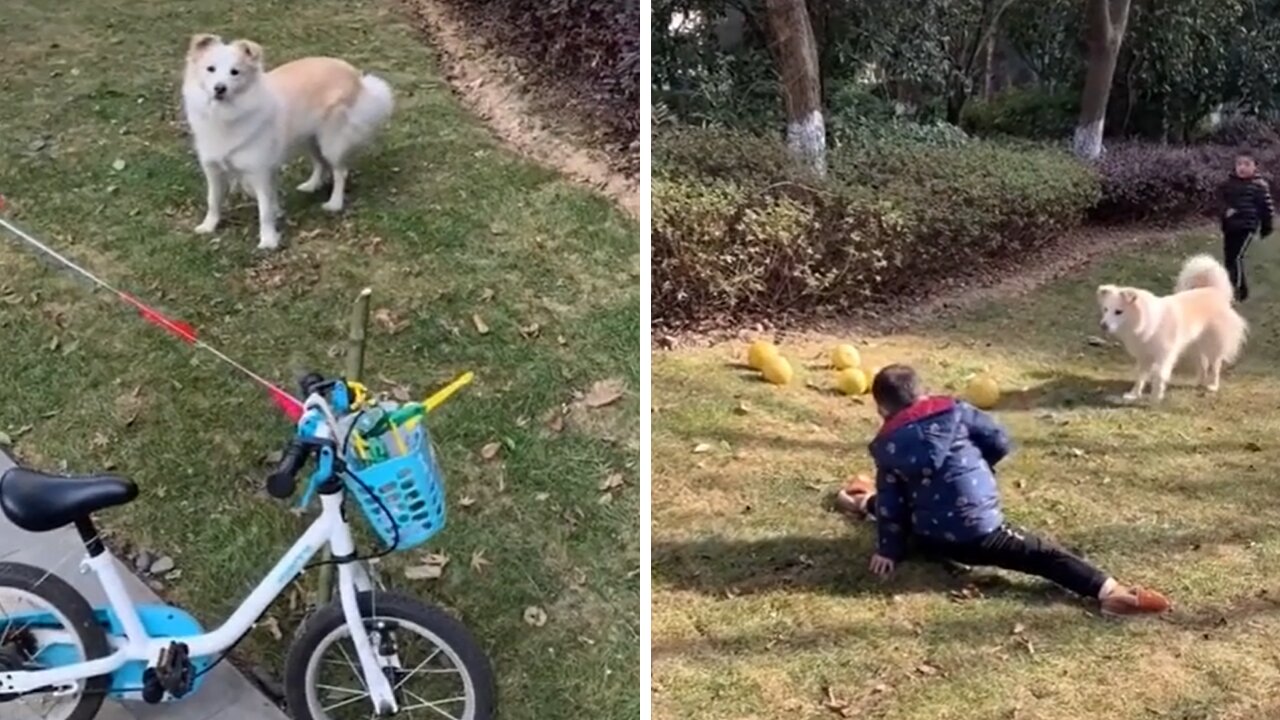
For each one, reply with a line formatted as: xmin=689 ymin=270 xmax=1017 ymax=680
xmin=141 ymin=641 xmax=196 ymax=703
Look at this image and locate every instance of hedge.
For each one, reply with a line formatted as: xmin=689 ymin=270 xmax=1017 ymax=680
xmin=1092 ymin=141 xmax=1280 ymax=224
xmin=433 ymin=0 xmax=639 ymax=157
xmin=653 ymin=128 xmax=1100 ymax=323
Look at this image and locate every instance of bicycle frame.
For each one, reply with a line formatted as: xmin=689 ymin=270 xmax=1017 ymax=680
xmin=0 ymin=488 xmax=400 ymax=712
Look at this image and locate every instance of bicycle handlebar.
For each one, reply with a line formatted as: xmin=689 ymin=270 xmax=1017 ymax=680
xmin=267 ymin=438 xmax=310 ymax=499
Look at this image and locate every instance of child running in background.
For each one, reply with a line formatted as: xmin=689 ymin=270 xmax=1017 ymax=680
xmin=835 ymin=364 xmax=1171 ymax=617
xmin=1219 ymin=151 xmax=1274 ymax=302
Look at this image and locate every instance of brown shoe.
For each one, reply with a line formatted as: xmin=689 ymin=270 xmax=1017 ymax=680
xmin=1100 ymin=586 xmax=1172 ymax=617
xmin=834 ymin=475 xmax=875 ymax=517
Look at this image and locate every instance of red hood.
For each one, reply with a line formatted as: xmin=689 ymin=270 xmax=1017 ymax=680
xmin=876 ymin=396 xmax=956 ymax=439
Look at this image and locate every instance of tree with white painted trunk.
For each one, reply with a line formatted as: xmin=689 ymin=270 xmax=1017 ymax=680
xmin=765 ymin=0 xmax=826 ymax=176
xmin=1074 ymin=0 xmax=1132 ymax=160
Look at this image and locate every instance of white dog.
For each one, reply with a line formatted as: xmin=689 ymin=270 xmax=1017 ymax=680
xmin=182 ymin=34 xmax=394 ymax=249
xmin=1097 ymin=254 xmax=1247 ymax=402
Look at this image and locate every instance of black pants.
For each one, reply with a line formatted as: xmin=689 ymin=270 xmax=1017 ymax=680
xmin=1224 ymin=227 xmax=1254 ymax=302
xmin=865 ymin=499 xmax=1108 ymax=598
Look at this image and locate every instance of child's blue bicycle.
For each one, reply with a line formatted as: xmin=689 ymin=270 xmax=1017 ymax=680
xmin=0 ymin=373 xmax=495 ymax=720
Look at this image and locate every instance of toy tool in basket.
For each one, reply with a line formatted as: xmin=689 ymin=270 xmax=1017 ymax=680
xmin=295 ymin=371 xmax=474 ymax=552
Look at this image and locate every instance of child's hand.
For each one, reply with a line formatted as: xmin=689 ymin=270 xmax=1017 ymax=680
xmin=869 ymin=553 xmax=896 ymax=578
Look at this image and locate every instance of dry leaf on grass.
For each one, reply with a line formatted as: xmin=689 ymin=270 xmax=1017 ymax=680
xmin=472 ymin=314 xmax=490 ymax=335
xmin=598 ymin=473 xmax=625 ymax=492
xmin=822 ymin=686 xmax=853 ymax=717
xmin=404 ymin=552 xmax=450 ymax=581
xmin=469 ymin=550 xmax=490 ymax=574
xmin=692 ymin=443 xmax=712 ymax=454
xmin=259 ymin=616 xmax=283 ymax=641
xmin=480 ymin=442 xmax=502 ymax=461
xmin=458 ymin=495 xmax=477 ymax=508
xmin=583 ymin=379 xmax=625 ymax=408
xmin=522 ymin=606 xmax=548 ymax=627
xmin=373 ymin=308 xmax=409 ymax=334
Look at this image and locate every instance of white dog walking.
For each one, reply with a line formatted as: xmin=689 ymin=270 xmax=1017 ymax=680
xmin=1096 ymin=255 xmax=1247 ymax=402
xmin=182 ymin=34 xmax=394 ymax=249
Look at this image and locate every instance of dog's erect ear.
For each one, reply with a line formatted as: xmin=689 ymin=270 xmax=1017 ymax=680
xmin=233 ymin=39 xmax=264 ymax=66
xmin=188 ymin=33 xmax=220 ymax=57
xmin=1096 ymin=284 xmax=1115 ymax=299
xmin=1119 ymin=288 xmax=1139 ymax=304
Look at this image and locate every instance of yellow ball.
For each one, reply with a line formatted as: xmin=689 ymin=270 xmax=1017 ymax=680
xmin=747 ymin=340 xmax=779 ymax=370
xmin=966 ymin=375 xmax=1001 ymax=409
xmin=834 ymin=368 xmax=870 ymax=396
xmin=831 ymin=344 xmax=861 ymax=370
xmin=864 ymin=365 xmax=882 ymax=386
xmin=761 ymin=355 xmax=794 ymax=385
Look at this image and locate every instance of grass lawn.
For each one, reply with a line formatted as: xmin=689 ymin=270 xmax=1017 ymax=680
xmin=0 ymin=1 xmax=639 ymax=717
xmin=653 ymin=229 xmax=1280 ymax=720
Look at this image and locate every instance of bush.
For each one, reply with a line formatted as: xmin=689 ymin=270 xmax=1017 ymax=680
xmin=1091 ymin=142 xmax=1280 ymax=224
xmin=1198 ymin=114 xmax=1280 ymax=147
xmin=431 ymin=0 xmax=639 ymax=154
xmin=961 ymin=89 xmax=1079 ymax=140
xmin=653 ymin=128 xmax=1100 ymax=323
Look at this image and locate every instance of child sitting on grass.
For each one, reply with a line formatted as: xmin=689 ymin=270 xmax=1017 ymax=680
xmin=835 ymin=364 xmax=1171 ymax=617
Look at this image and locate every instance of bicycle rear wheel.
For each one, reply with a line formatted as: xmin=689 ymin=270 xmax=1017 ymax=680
xmin=283 ymin=591 xmax=495 ymax=720
xmin=0 ymin=561 xmax=109 ymax=720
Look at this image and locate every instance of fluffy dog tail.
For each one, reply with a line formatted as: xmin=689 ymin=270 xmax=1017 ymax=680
xmin=341 ymin=73 xmax=394 ymax=146
xmin=1176 ymin=254 xmax=1248 ymax=364
xmin=1175 ymin=254 xmax=1234 ymax=301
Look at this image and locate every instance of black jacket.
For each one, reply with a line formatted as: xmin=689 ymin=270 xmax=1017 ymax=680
xmin=1220 ymin=174 xmax=1274 ymax=236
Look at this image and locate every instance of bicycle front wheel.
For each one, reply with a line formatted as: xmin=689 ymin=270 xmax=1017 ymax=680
xmin=283 ymin=591 xmax=495 ymax=720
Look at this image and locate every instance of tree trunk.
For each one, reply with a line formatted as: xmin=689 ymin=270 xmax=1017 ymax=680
xmin=1074 ymin=0 xmax=1131 ymax=160
xmin=766 ymin=0 xmax=826 ymax=176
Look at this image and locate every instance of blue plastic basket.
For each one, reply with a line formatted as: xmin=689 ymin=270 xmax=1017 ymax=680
xmin=343 ymin=419 xmax=447 ymax=551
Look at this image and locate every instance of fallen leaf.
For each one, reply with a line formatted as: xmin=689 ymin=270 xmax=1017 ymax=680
xmin=0 ymin=432 xmax=12 ymax=446
xmin=733 ymin=401 xmax=751 ymax=415
xmin=472 ymin=314 xmax=490 ymax=335
xmin=598 ymin=473 xmax=625 ymax=492
xmin=373 ymin=308 xmax=409 ymax=335
xmin=479 ymin=288 xmax=495 ymax=302
xmin=523 ymin=606 xmax=548 ymax=627
xmin=692 ymin=443 xmax=712 ymax=454
xmin=111 ymin=158 xmax=126 ymax=171
xmin=1012 ymin=622 xmax=1026 ymax=635
xmin=519 ymin=322 xmax=541 ymax=338
xmin=404 ymin=552 xmax=450 ymax=581
xmin=470 ymin=550 xmax=490 ymax=573
xmin=583 ymin=379 xmax=625 ymax=408
xmin=458 ymin=495 xmax=477 ymax=508
xmin=259 ymin=615 xmax=283 ymax=641
xmin=916 ymin=663 xmax=941 ymax=676
xmin=822 ymin=686 xmax=853 ymax=717
xmin=535 ymin=492 xmax=550 ymax=501
xmin=480 ymin=442 xmax=502 ymax=460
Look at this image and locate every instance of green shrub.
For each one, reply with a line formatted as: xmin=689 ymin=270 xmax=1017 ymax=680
xmin=961 ymin=88 xmax=1079 ymax=140
xmin=652 ymin=129 xmax=1101 ymax=324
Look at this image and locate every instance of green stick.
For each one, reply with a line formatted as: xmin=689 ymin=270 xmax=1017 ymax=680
xmin=316 ymin=287 xmax=373 ymax=605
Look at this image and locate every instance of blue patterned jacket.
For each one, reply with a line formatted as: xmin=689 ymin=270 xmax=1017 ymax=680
xmin=869 ymin=396 xmax=1010 ymax=561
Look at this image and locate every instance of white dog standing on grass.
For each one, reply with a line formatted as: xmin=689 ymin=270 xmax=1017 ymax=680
xmin=1096 ymin=254 xmax=1247 ymax=403
xmin=182 ymin=34 xmax=394 ymax=250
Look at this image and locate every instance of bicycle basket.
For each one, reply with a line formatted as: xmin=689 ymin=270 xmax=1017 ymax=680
xmin=343 ymin=418 xmax=446 ymax=551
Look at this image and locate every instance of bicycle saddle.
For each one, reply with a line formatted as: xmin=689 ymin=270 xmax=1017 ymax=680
xmin=0 ymin=467 xmax=138 ymax=532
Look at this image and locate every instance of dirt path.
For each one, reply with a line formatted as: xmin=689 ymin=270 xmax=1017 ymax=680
xmin=656 ymin=222 xmax=1211 ymax=348
xmin=401 ymin=0 xmax=639 ymax=219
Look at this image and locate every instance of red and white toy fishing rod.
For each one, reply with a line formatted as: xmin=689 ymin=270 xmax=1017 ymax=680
xmin=0 ymin=194 xmax=304 ymax=422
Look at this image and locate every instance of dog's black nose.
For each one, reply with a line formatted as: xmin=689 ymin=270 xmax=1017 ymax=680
xmin=213 ymin=83 xmax=227 ymax=96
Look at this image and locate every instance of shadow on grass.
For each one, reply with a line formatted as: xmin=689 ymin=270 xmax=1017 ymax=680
xmin=653 ymin=532 xmax=1081 ymax=607
xmin=994 ymin=371 xmax=1133 ymax=411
